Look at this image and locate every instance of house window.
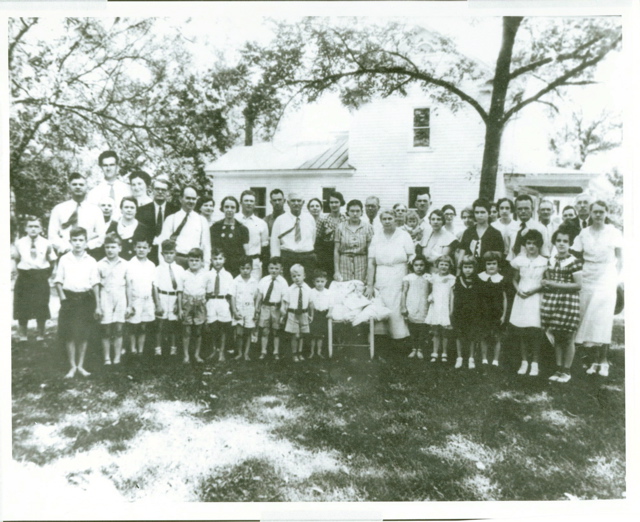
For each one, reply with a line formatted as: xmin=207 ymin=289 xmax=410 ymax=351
xmin=413 ymin=108 xmax=430 ymax=147
xmin=408 ymin=187 xmax=431 ymax=211
xmin=322 ymin=187 xmax=336 ymax=213
xmin=250 ymin=187 xmax=267 ymax=218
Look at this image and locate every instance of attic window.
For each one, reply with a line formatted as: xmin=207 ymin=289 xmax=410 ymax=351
xmin=413 ymin=108 xmax=430 ymax=147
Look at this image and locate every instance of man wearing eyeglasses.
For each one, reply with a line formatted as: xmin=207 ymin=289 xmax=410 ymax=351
xmin=137 ymin=177 xmax=178 ymax=264
xmin=87 ymin=151 xmax=132 ymax=216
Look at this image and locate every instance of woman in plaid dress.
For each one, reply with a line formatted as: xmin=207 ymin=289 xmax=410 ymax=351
xmin=541 ymin=227 xmax=582 ymax=383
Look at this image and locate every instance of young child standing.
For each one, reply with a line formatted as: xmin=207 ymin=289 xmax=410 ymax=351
xmin=153 ymin=239 xmax=185 ymax=356
xmin=308 ymin=269 xmax=333 ymax=358
xmin=96 ymin=234 xmax=128 ymax=365
xmin=206 ymin=248 xmax=234 ymax=362
xmin=257 ymin=257 xmax=288 ymax=360
xmin=541 ymin=228 xmax=582 ymax=383
xmin=230 ymin=257 xmax=261 ymax=361
xmin=510 ymin=229 xmax=548 ymax=376
xmin=451 ymin=255 xmax=481 ymax=369
xmin=13 ymin=216 xmax=56 ymax=342
xmin=401 ymin=255 xmax=429 ymax=359
xmin=125 ymin=238 xmax=156 ymax=356
xmin=477 ymin=251 xmax=508 ymax=367
xmin=282 ymin=264 xmax=312 ymax=362
xmin=54 ymin=227 xmax=99 ymax=378
xmin=425 ymin=255 xmax=456 ymax=362
xmin=181 ymin=248 xmax=208 ymax=364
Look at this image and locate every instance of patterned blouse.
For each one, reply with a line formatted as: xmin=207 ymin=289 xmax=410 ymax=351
xmin=316 ymin=213 xmax=347 ymax=245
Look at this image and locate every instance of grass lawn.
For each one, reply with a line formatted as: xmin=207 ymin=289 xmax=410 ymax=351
xmin=11 ymin=319 xmax=625 ymax=502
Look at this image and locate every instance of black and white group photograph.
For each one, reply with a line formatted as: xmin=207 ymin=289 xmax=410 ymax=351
xmin=3 ymin=0 xmax=634 ymax=518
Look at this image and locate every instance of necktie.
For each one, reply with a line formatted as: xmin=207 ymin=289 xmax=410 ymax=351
xmin=582 ymin=219 xmax=588 ymax=229
xmin=294 ymin=217 xmax=301 ymax=242
xmin=109 ymin=184 xmax=116 ymax=203
xmin=62 ymin=203 xmax=80 ymax=230
xmin=171 ymin=211 xmax=190 ymax=241
xmin=30 ymin=237 xmax=37 ymax=259
xmin=156 ymin=206 xmax=163 ymax=237
xmin=512 ymin=221 xmax=526 ymax=255
xmin=296 ymin=285 xmax=303 ymax=314
xmin=264 ymin=277 xmax=275 ymax=303
xmin=214 ymin=270 xmax=220 ymax=297
xmin=168 ymin=263 xmax=177 ymax=290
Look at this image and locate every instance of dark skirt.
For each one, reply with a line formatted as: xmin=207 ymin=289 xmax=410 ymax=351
xmin=14 ymin=269 xmax=51 ymax=321
xmin=310 ymin=309 xmax=328 ymax=338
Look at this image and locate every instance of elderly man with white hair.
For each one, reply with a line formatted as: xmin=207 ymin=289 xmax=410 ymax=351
xmin=270 ymin=192 xmax=317 ymax=282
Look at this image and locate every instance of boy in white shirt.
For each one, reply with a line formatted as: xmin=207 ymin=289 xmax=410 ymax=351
xmin=13 ymin=216 xmax=56 ymax=342
xmin=96 ymin=234 xmax=128 ymax=365
xmin=153 ymin=239 xmax=185 ymax=356
xmin=54 ymin=227 xmax=99 ymax=378
xmin=282 ymin=264 xmax=313 ymax=362
xmin=230 ymin=256 xmax=261 ymax=361
xmin=257 ymin=257 xmax=288 ymax=360
xmin=125 ymin=237 xmax=156 ymax=356
xmin=206 ymin=248 xmax=234 ymax=362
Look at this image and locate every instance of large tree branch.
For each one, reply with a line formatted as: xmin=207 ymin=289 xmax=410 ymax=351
xmin=291 ymin=65 xmax=488 ymax=123
xmin=502 ymin=35 xmax=621 ymax=123
xmin=8 ymin=18 xmax=38 ymax=68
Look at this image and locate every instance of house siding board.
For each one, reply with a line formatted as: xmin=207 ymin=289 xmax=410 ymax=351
xmin=209 ymin=92 xmax=494 ymax=216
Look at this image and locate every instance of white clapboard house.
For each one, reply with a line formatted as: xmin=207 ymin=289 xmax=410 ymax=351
xmin=206 ymin=89 xmax=605 ymax=218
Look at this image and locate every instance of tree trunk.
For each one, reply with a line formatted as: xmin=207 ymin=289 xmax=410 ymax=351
xmin=479 ymin=16 xmax=522 ymax=201
xmin=243 ymin=108 xmax=254 ymax=147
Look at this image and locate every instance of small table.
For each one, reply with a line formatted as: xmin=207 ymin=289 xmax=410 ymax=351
xmin=327 ymin=317 xmax=375 ymax=359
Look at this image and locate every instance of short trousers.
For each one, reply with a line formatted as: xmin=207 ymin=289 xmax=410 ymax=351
xmin=258 ymin=304 xmax=282 ymax=330
xmin=182 ymin=294 xmax=206 ymax=326
xmin=233 ymin=301 xmax=256 ymax=328
xmin=100 ymin=289 xmax=127 ymax=324
xmin=156 ymin=290 xmax=179 ymax=321
xmin=285 ymin=310 xmax=310 ymax=335
xmin=206 ymin=297 xmax=232 ymax=324
xmin=127 ymin=295 xmax=155 ymax=324
xmin=58 ymin=291 xmax=95 ymax=343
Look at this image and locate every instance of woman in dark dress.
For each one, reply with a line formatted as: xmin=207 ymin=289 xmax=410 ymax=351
xmin=210 ymin=196 xmax=249 ymax=277
xmin=457 ymin=198 xmax=504 ymax=272
xmin=105 ymin=197 xmax=151 ymax=261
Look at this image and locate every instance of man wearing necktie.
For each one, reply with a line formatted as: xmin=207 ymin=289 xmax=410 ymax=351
xmin=270 ymin=192 xmax=317 ymax=284
xmin=507 ymin=194 xmax=548 ymax=260
xmin=159 ymin=186 xmax=211 ymax=269
xmin=87 ymin=150 xmax=132 ymax=215
xmin=137 ymin=177 xmax=178 ymax=264
xmin=48 ymin=172 xmax=106 ymax=256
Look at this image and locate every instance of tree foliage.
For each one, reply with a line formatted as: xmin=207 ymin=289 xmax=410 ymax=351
xmin=244 ymin=16 xmax=622 ymax=199
xmin=9 ymin=17 xmax=241 ymax=218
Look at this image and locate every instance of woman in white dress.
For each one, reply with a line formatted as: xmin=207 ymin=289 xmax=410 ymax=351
xmin=366 ymin=210 xmax=415 ymax=343
xmin=572 ymin=200 xmax=623 ymax=377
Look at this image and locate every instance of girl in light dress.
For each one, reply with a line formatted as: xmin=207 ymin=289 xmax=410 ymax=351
xmin=509 ymin=229 xmax=547 ymax=377
xmin=425 ymin=255 xmax=456 ymax=362
xmin=401 ymin=255 xmax=430 ymax=359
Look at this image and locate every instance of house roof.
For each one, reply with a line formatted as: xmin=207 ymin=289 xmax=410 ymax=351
xmin=206 ymin=138 xmax=353 ymax=173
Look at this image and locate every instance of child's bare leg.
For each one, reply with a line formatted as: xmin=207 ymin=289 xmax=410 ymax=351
xmin=129 ymin=325 xmax=138 ymax=354
xmin=193 ymin=325 xmax=203 ymax=362
xmin=235 ymin=326 xmax=244 ymax=360
xmin=260 ymin=327 xmax=269 ymax=356
xmin=76 ymin=340 xmax=90 ymax=376
xmin=493 ymin=338 xmax=501 ymax=365
xmin=137 ymin=323 xmax=147 ymax=355
xmin=467 ymin=340 xmax=474 ymax=360
xmin=218 ymin=326 xmax=227 ymax=361
xmin=531 ymin=331 xmax=540 ymax=364
xmin=442 ymin=335 xmax=448 ymax=358
xmin=480 ymin=339 xmax=488 ymax=361
xmin=520 ymin=336 xmax=528 ymax=363
xmin=243 ymin=331 xmax=251 ymax=360
xmin=456 ymin=338 xmax=463 ymax=358
xmin=36 ymin=318 xmax=46 ymax=339
xmin=273 ymin=333 xmax=280 ymax=357
xmin=309 ymin=338 xmax=316 ymax=358
xmin=431 ymin=333 xmax=440 ymax=359
xmin=553 ymin=331 xmax=563 ymax=367
xmin=317 ymin=339 xmax=324 ymax=358
xmin=113 ymin=323 xmax=123 ymax=364
xmin=183 ymin=325 xmax=191 ymax=363
xmin=65 ymin=341 xmax=77 ymax=378
xmin=291 ymin=336 xmax=298 ymax=359
xmin=101 ymin=325 xmax=112 ymax=363
xmin=298 ymin=337 xmax=304 ymax=359
xmin=563 ymin=332 xmax=576 ymax=369
xmin=156 ymin=319 xmax=164 ymax=351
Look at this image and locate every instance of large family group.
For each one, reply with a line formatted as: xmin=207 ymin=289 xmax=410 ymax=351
xmin=12 ymin=150 xmax=623 ymax=384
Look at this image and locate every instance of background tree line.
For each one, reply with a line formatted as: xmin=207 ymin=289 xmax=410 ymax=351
xmin=10 ymin=16 xmax=622 ymax=222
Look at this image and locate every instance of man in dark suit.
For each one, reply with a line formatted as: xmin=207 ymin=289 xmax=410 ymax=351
xmin=136 ymin=176 xmax=178 ymax=264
